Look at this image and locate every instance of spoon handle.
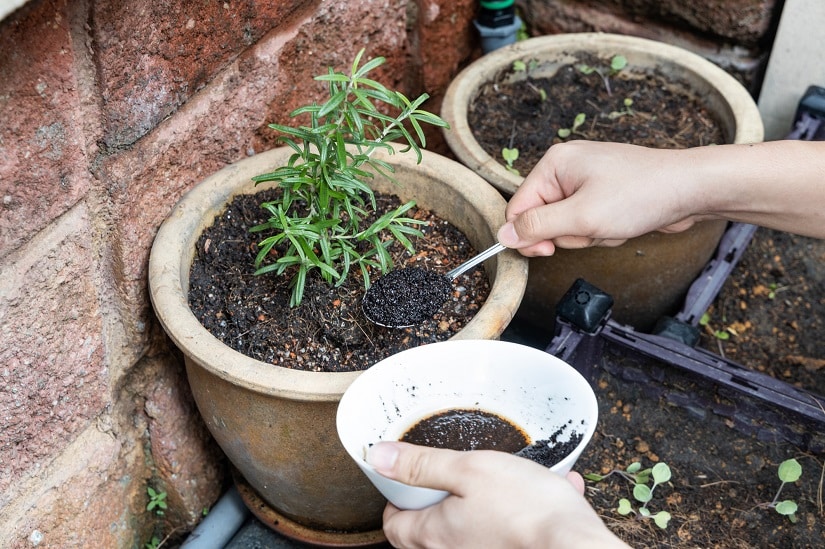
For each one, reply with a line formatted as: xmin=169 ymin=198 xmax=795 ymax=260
xmin=445 ymin=242 xmax=507 ymax=281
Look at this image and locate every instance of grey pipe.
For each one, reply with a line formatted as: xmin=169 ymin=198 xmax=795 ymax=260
xmin=180 ymin=486 xmax=250 ymax=549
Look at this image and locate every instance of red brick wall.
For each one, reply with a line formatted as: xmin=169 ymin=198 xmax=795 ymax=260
xmin=0 ymin=0 xmax=778 ymax=545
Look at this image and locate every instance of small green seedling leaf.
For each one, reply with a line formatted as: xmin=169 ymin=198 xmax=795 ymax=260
xmin=775 ymin=500 xmax=798 ymax=516
xmin=633 ymin=483 xmax=652 ymax=504
xmin=617 ymin=498 xmax=633 ymax=515
xmin=501 ymin=147 xmax=520 ymax=175
xmin=626 ymin=462 xmax=642 ymax=474
xmin=502 ymin=148 xmax=519 ymax=164
xmin=583 ymin=473 xmax=605 ymax=482
xmin=623 ymin=97 xmax=633 ymax=108
xmin=513 ymin=60 xmax=527 ymax=72
xmin=699 ymin=312 xmax=711 ymax=326
xmin=557 ymin=128 xmax=571 ymax=138
xmin=778 ymin=459 xmax=802 ymax=482
xmin=651 ymin=462 xmax=672 ymax=484
xmin=714 ymin=330 xmax=730 ymax=340
xmin=653 ymin=511 xmax=672 ymax=529
xmin=572 ymin=112 xmax=586 ymax=131
xmin=611 ymin=54 xmax=628 ymax=72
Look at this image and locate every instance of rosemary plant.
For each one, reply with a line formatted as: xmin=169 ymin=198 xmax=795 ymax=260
xmin=249 ymin=49 xmax=448 ymax=306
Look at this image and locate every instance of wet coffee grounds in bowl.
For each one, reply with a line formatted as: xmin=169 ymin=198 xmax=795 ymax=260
xmin=400 ymin=408 xmax=529 ymax=452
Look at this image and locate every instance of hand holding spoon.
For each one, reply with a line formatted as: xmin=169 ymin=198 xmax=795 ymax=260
xmin=362 ymin=243 xmax=506 ymax=328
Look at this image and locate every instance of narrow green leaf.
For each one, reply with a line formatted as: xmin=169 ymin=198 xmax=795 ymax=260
xmin=353 ymin=56 xmax=386 ymax=79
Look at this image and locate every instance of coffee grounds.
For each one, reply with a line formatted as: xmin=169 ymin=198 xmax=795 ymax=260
xmin=362 ymin=267 xmax=453 ymax=327
xmin=516 ymin=422 xmax=584 ymax=468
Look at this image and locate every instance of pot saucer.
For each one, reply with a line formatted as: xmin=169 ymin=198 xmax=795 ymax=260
xmin=233 ymin=471 xmax=388 ymax=548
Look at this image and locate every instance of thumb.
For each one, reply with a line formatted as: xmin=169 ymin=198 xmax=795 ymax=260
xmin=367 ymin=441 xmax=465 ymax=493
xmin=498 ymin=203 xmax=595 ymax=253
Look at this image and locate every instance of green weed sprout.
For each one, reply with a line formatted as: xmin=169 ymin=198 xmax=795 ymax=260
xmin=767 ymin=458 xmax=803 ymax=522
xmin=578 ymin=54 xmax=627 ymax=96
xmin=608 ymin=97 xmax=635 ymax=119
xmin=585 ymin=461 xmax=673 ymax=529
xmin=502 ymin=147 xmax=520 ymax=175
xmin=250 ymin=49 xmax=449 ymax=306
xmin=146 ymin=486 xmax=168 ymax=516
xmin=699 ymin=312 xmax=731 ymax=340
xmin=558 ymin=112 xmax=586 ymax=139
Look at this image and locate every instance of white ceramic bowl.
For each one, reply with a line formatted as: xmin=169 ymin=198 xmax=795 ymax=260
xmin=336 ymin=339 xmax=599 ymax=510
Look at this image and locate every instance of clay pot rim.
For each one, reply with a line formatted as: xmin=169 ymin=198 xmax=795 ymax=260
xmin=441 ymin=32 xmax=765 ymax=196
xmin=148 ymin=145 xmax=528 ymax=400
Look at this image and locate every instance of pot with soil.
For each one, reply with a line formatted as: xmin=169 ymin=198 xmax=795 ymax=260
xmin=148 ymin=52 xmax=527 ymax=546
xmin=441 ymin=33 xmax=764 ymax=331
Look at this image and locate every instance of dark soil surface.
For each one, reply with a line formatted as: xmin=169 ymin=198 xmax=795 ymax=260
xmin=464 ymin=52 xmax=823 ymax=548
xmin=188 ymin=188 xmax=490 ymax=372
xmin=700 ymin=228 xmax=825 ymax=398
xmin=468 ymin=52 xmax=725 ymax=175
xmin=570 ymin=228 xmax=825 ymax=548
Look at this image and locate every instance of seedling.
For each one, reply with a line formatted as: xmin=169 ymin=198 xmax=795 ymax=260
xmin=513 ymin=58 xmax=539 ymax=73
xmin=577 ymin=54 xmax=627 ymax=96
xmin=557 ymin=112 xmax=586 ymax=138
xmin=146 ymin=486 xmax=168 ymax=516
xmin=528 ymin=83 xmax=548 ymax=102
xmin=516 ymin=15 xmax=529 ymax=41
xmin=501 ymin=147 xmax=520 ymax=175
xmin=585 ymin=461 xmax=673 ymax=529
xmin=767 ymin=282 xmax=790 ymax=299
xmin=608 ymin=97 xmax=635 ymax=119
xmin=250 ymin=49 xmax=448 ymax=306
xmin=762 ymin=458 xmax=803 ymax=522
xmin=699 ymin=312 xmax=731 ymax=340
xmin=144 ymin=536 xmax=161 ymax=549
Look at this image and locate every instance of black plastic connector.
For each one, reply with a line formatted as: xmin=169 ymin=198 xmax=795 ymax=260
xmin=555 ymin=279 xmax=614 ymax=333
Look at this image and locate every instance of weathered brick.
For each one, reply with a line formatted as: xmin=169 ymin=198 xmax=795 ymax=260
xmin=523 ymin=0 xmax=778 ymax=47
xmin=416 ymin=0 xmax=477 ymax=92
xmin=92 ymin=0 xmax=315 ymax=148
xmin=1 ymin=428 xmax=147 ymax=549
xmin=0 ymin=203 xmax=108 ymax=501
xmin=521 ymin=0 xmax=770 ymax=90
xmin=0 ymin=0 xmax=93 ymax=257
xmin=144 ymin=354 xmax=225 ymax=528
xmin=98 ymin=0 xmax=416 ymax=340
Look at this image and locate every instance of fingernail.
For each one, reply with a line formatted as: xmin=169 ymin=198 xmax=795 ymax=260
xmin=497 ymin=222 xmax=518 ymax=247
xmin=366 ymin=442 xmax=399 ymax=473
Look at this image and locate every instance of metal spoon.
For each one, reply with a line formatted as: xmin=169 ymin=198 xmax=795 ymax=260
xmin=362 ymin=242 xmax=507 ymax=328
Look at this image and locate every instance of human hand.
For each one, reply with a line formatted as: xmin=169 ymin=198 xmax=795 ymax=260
xmin=496 ymin=141 xmax=707 ymax=257
xmin=367 ymin=441 xmax=629 ymax=549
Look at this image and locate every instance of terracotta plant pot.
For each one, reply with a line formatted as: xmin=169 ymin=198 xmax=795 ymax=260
xmin=441 ymin=33 xmax=764 ymax=331
xmin=148 ymin=146 xmax=528 ymax=543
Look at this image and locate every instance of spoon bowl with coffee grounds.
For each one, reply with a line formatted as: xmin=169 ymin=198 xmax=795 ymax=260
xmin=362 ymin=242 xmax=506 ymax=328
